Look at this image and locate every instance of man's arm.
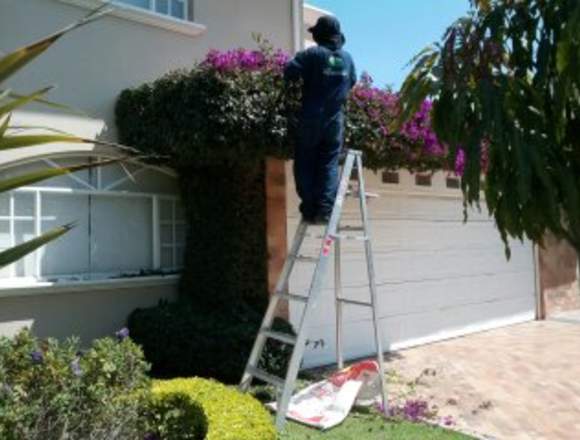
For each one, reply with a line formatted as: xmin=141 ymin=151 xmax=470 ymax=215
xmin=284 ymin=50 xmax=310 ymax=83
xmin=349 ymin=57 xmax=357 ymax=89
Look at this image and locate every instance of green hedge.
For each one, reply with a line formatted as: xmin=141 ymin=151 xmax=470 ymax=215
xmin=145 ymin=391 xmax=207 ymax=440
xmin=152 ymin=378 xmax=276 ymax=440
xmin=177 ymin=163 xmax=268 ymax=309
xmin=128 ymin=300 xmax=294 ymax=385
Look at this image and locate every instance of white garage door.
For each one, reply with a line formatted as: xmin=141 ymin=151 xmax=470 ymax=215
xmin=286 ymin=165 xmax=537 ymax=367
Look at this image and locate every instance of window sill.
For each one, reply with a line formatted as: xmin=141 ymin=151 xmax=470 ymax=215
xmin=0 ymin=274 xmax=179 ymax=299
xmin=58 ymin=0 xmax=207 ymax=38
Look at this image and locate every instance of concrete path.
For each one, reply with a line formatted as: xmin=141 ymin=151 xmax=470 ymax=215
xmin=385 ymin=321 xmax=580 ymax=440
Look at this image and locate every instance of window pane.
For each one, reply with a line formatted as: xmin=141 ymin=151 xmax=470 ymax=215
xmin=156 ymin=0 xmax=169 ymax=14
xmin=14 ymin=192 xmax=34 ymax=217
xmin=160 ymin=225 xmax=173 ymax=244
xmin=159 ymin=200 xmax=173 ymax=222
xmin=118 ymin=0 xmax=151 ymax=9
xmin=14 ymin=221 xmax=35 ymax=277
xmin=171 ymin=0 xmax=185 ymax=18
xmin=0 ymin=221 xmax=10 ymax=278
xmin=0 ymin=193 xmax=9 ymax=216
xmin=41 ymin=194 xmax=90 ymax=277
xmin=90 ymin=196 xmax=152 ymax=275
xmin=161 ymin=247 xmax=173 ymax=268
xmin=0 ymin=220 xmax=10 ymax=249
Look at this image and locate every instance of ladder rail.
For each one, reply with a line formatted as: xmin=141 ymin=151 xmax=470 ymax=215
xmin=274 ymin=151 xmax=357 ymax=430
xmin=239 ymin=149 xmax=388 ymax=431
xmin=355 ymin=153 xmax=388 ymax=416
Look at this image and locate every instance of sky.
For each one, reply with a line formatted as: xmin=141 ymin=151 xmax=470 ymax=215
xmin=308 ymin=0 xmax=471 ymax=90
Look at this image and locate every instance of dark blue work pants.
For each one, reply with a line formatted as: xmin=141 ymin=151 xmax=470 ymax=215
xmin=294 ymin=113 xmax=344 ymax=219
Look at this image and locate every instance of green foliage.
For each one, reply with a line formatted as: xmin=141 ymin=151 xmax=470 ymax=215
xmin=144 ymin=391 xmax=207 ymax=440
xmin=115 ymin=42 xmax=446 ymax=173
xmin=128 ymin=300 xmax=295 ymax=385
xmin=397 ymin=0 xmax=580 ymax=255
xmin=115 ymin=56 xmax=297 ymax=169
xmin=178 ymin=163 xmax=269 ymax=309
xmin=152 ymin=378 xmax=276 ymax=440
xmin=0 ymin=328 xmax=150 ymax=440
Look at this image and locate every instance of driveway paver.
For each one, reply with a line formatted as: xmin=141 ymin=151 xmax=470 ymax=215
xmin=385 ymin=321 xmax=580 ymax=440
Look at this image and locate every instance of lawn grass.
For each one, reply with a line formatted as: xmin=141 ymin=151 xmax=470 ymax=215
xmin=278 ymin=411 xmax=474 ymax=440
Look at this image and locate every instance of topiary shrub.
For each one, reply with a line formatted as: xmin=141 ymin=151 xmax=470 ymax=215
xmin=152 ymin=378 xmax=276 ymax=440
xmin=0 ymin=328 xmax=150 ymax=440
xmin=128 ymin=300 xmax=295 ymax=385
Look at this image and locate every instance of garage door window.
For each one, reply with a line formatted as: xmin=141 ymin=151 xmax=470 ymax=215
xmin=0 ymin=157 xmax=185 ymax=284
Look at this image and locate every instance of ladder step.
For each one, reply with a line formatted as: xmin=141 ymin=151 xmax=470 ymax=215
xmin=337 ymin=298 xmax=373 ymax=308
xmin=345 ymin=190 xmax=380 ymax=199
xmin=246 ymin=366 xmax=285 ymax=388
xmin=261 ymin=329 xmax=297 ymax=345
xmin=294 ymin=255 xmax=318 ymax=263
xmin=331 ymin=233 xmax=369 ymax=241
xmin=277 ymin=292 xmax=308 ymax=303
xmin=339 ymin=226 xmax=365 ymax=232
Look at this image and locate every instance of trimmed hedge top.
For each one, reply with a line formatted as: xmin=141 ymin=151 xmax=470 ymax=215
xmin=116 ymin=43 xmax=460 ymax=173
xmin=152 ymin=377 xmax=276 ymax=440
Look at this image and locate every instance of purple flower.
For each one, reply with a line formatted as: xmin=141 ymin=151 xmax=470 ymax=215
xmin=31 ymin=350 xmax=44 ymax=364
xmin=454 ymin=149 xmax=466 ymax=176
xmin=115 ymin=327 xmax=130 ymax=341
xmin=70 ymin=358 xmax=83 ymax=377
xmin=443 ymin=415 xmax=455 ymax=426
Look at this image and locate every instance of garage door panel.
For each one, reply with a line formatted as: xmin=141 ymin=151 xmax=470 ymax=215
xmin=290 ymin=270 xmax=534 ymax=330
xmin=300 ymin=295 xmax=536 ymax=368
xmin=286 ymin=166 xmax=536 ymax=367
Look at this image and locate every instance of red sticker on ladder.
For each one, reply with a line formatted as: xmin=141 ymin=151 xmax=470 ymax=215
xmin=322 ymin=246 xmax=331 ymax=257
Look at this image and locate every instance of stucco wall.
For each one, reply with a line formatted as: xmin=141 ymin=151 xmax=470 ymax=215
xmin=0 ymin=0 xmax=293 ymax=342
xmin=0 ymin=280 xmax=177 ymax=344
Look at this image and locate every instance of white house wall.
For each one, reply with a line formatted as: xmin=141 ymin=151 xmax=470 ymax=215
xmin=0 ymin=0 xmax=294 ymax=343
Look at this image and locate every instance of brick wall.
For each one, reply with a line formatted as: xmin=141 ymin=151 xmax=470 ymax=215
xmin=538 ymin=234 xmax=580 ymax=318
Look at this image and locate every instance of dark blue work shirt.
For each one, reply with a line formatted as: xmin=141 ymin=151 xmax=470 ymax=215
xmin=284 ymin=45 xmax=356 ymax=119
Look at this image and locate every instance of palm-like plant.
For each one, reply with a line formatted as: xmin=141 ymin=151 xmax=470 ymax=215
xmin=0 ymin=6 xmax=135 ymax=269
xmin=395 ymin=0 xmax=580 ymax=257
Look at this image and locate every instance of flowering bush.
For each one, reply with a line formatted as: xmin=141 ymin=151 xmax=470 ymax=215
xmin=0 ymin=328 xmax=150 ymax=440
xmin=116 ymin=43 xmax=463 ymax=174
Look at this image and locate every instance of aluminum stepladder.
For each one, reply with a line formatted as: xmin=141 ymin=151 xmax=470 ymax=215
xmin=239 ymin=149 xmax=388 ymax=431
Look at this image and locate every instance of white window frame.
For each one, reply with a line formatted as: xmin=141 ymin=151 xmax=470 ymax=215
xmin=116 ymin=0 xmax=188 ymax=22
xmin=0 ymin=158 xmax=185 ymax=287
xmin=59 ymin=0 xmax=206 ymax=38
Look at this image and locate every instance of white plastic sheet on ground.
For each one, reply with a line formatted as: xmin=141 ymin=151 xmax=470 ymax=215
xmin=269 ymin=360 xmax=381 ymax=430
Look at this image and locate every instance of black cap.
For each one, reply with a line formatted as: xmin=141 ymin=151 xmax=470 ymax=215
xmin=308 ymin=15 xmax=345 ymax=49
xmin=308 ymin=15 xmax=341 ymax=38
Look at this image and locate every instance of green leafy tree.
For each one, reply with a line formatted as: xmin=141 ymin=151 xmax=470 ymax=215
xmin=0 ymin=6 xmax=139 ymax=269
xmin=396 ymin=0 xmax=580 ymax=256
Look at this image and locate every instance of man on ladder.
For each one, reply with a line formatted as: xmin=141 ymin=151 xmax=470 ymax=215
xmin=284 ymin=15 xmax=357 ymax=224
xmin=240 ymin=14 xmax=387 ymax=432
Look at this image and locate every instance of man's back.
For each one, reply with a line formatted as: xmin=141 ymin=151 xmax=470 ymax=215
xmin=285 ymin=43 xmax=356 ymax=119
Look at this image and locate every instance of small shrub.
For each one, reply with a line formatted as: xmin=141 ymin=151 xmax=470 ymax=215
xmin=144 ymin=391 xmax=207 ymax=440
xmin=128 ymin=300 xmax=294 ymax=384
xmin=152 ymin=377 xmax=275 ymax=440
xmin=0 ymin=328 xmax=150 ymax=440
